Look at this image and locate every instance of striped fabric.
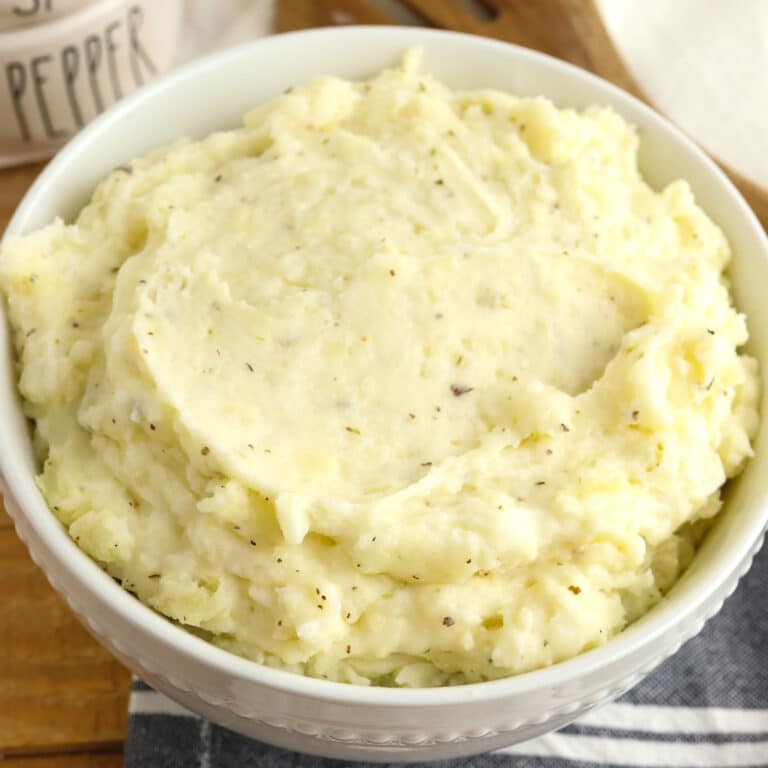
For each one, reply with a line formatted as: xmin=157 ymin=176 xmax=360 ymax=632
xmin=124 ymin=543 xmax=768 ymax=767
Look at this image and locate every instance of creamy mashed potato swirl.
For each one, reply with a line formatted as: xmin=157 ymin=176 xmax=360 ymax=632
xmin=0 ymin=52 xmax=759 ymax=686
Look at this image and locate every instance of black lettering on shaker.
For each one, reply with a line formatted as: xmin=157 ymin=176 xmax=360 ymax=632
xmin=5 ymin=62 xmax=30 ymax=142
xmin=61 ymin=45 xmax=84 ymax=128
xmin=128 ymin=5 xmax=157 ymax=87
xmin=105 ymin=20 xmax=123 ymax=100
xmin=12 ymin=0 xmax=41 ymax=17
xmin=31 ymin=55 xmax=66 ymax=139
xmin=84 ymin=35 xmax=104 ymax=113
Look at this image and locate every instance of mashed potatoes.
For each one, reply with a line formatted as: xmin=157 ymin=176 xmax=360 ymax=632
xmin=0 ymin=52 xmax=759 ymax=686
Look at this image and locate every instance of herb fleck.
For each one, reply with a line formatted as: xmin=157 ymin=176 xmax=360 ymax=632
xmin=568 ymin=585 xmax=582 ymax=595
xmin=345 ymin=426 xmax=360 ymax=435
xmin=442 ymin=616 xmax=455 ymax=627
xmin=451 ymin=384 xmax=474 ymax=397
xmin=201 ymin=446 xmax=210 ymax=456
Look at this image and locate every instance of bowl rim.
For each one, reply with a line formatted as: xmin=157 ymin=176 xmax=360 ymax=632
xmin=2 ymin=24 xmax=768 ymax=707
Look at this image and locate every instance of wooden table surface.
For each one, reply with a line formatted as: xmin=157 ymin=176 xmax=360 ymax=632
xmin=0 ymin=163 xmax=131 ymax=767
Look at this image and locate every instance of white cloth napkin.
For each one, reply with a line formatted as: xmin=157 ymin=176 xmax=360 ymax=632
xmin=178 ymin=0 xmax=274 ymax=63
xmin=595 ymin=0 xmax=767 ymax=187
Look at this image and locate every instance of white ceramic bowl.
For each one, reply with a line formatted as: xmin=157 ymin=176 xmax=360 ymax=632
xmin=1 ymin=27 xmax=767 ymax=763
xmin=0 ymin=0 xmax=181 ymax=167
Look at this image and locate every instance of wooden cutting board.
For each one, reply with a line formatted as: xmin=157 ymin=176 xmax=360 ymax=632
xmin=0 ymin=2 xmax=765 ymax=766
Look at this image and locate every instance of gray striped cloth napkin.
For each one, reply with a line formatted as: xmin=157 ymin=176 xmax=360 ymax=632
xmin=124 ymin=543 xmax=768 ymax=768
